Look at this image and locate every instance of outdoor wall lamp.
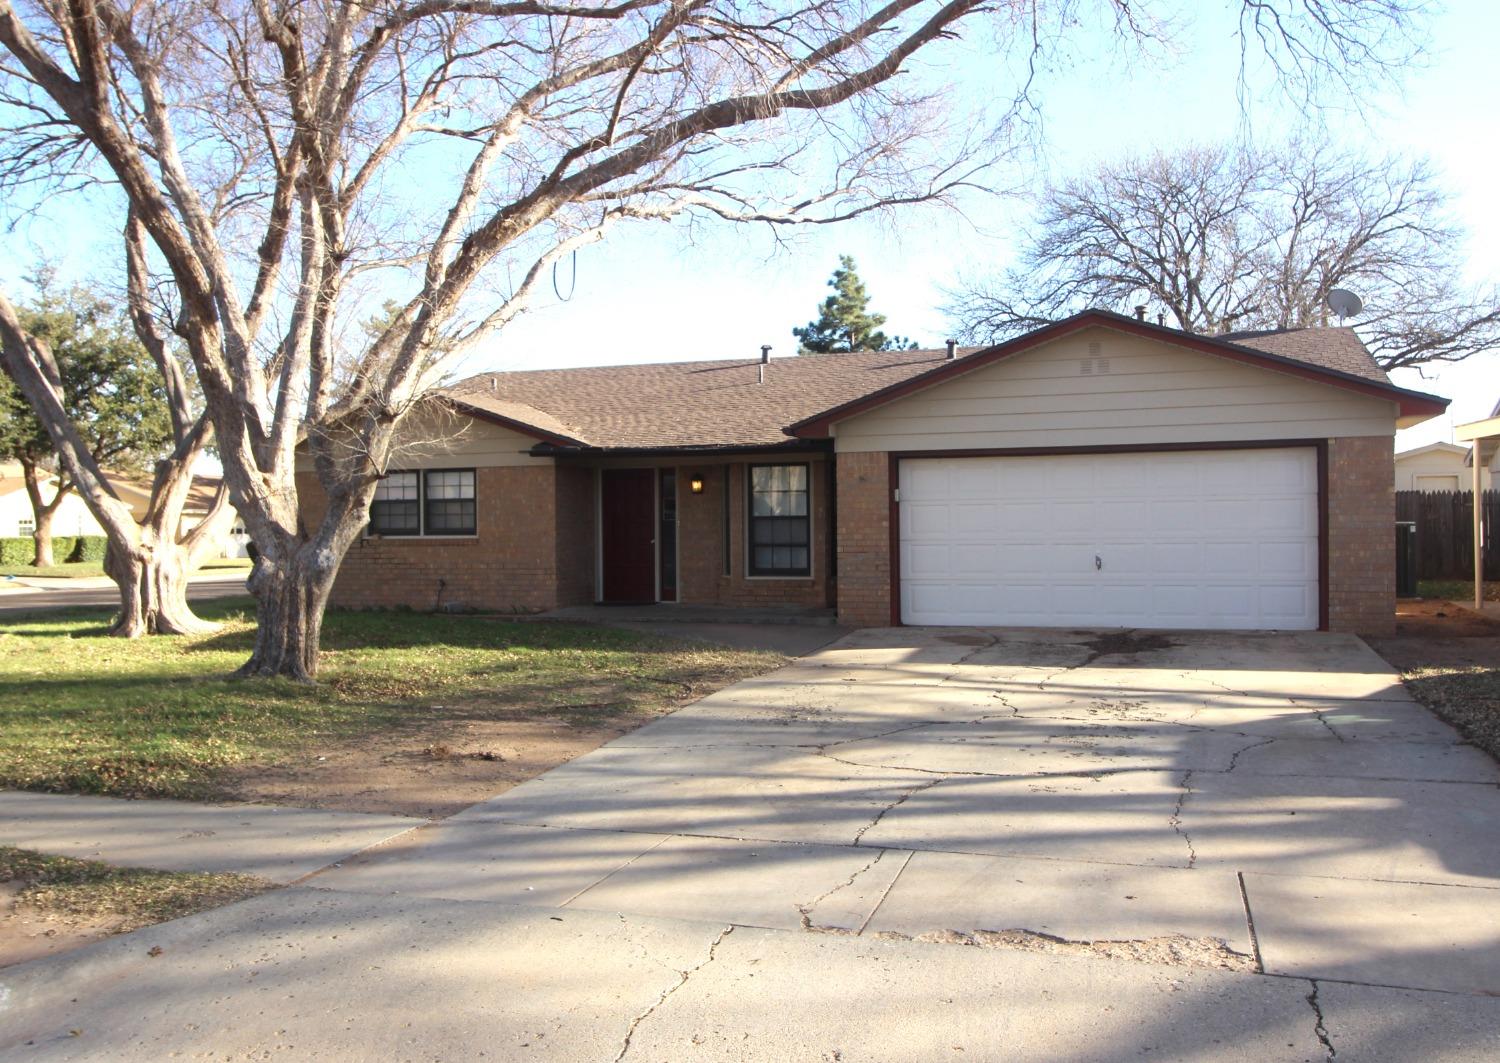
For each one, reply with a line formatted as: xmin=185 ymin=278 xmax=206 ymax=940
xmin=689 ymin=474 xmax=706 ymax=495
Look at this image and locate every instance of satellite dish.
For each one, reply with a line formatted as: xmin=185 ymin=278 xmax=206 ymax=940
xmin=1327 ymin=288 xmax=1363 ymax=323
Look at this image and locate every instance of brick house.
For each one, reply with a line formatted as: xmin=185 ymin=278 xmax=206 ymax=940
xmin=298 ymin=310 xmax=1447 ymax=635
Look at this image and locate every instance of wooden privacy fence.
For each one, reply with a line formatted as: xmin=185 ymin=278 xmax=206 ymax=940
xmin=1394 ymin=490 xmax=1500 ymax=581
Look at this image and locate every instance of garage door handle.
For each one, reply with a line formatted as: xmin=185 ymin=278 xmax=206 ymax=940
xmin=1095 ymin=555 xmax=1103 ymax=571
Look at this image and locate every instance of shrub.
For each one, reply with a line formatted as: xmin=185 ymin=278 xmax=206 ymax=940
xmin=69 ymin=536 xmax=108 ymax=562
xmin=0 ymin=537 xmax=30 ymax=566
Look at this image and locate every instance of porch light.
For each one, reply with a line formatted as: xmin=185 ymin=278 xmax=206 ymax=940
xmin=689 ymin=474 xmax=706 ymax=495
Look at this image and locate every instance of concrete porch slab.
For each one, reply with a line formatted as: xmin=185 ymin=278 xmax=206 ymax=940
xmin=0 ymin=790 xmax=421 ymax=884
xmin=1244 ymin=872 xmax=1500 ymax=995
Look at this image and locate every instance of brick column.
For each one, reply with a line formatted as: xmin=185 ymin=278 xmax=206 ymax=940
xmin=1326 ymin=435 xmax=1395 ymax=635
xmin=835 ymin=451 xmax=893 ymax=627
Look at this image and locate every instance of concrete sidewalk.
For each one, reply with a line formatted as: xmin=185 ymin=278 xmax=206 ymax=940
xmin=0 ymin=791 xmax=421 ymax=884
xmin=8 ymin=887 xmax=1495 ymax=1062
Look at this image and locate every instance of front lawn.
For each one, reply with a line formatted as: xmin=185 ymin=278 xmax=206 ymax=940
xmin=0 ymin=602 xmax=783 ymax=804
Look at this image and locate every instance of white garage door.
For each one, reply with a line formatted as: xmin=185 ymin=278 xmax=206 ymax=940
xmin=899 ymin=448 xmax=1319 ymax=630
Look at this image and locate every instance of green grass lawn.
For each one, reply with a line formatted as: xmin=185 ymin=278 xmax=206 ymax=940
xmin=0 ymin=602 xmax=782 ymax=800
xmin=0 ymin=557 xmax=253 ymax=579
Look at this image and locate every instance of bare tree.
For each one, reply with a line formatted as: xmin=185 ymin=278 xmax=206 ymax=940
xmin=0 ymin=1 xmax=1425 ymax=678
xmin=947 ymin=139 xmax=1500 ymax=369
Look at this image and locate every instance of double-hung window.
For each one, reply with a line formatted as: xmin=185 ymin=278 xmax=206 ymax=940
xmin=368 ymin=469 xmax=475 ymax=537
xmin=748 ymin=463 xmax=810 ymax=576
xmin=369 ymin=471 xmax=420 ymax=536
xmin=424 ymin=469 xmax=476 ymax=535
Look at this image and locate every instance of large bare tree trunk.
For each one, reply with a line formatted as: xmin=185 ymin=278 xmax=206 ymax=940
xmin=31 ymin=505 xmax=55 ymax=567
xmin=105 ymin=538 xmax=217 ymax=636
xmin=239 ymin=549 xmax=337 ymax=681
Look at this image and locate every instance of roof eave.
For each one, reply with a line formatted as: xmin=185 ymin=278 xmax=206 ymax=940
xmin=443 ymin=396 xmax=589 ymax=448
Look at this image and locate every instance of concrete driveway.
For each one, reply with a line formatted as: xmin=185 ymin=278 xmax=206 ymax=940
xmin=5 ymin=627 xmax=1500 ymax=1060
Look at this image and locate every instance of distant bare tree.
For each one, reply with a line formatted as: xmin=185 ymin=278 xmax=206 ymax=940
xmin=946 ymin=139 xmax=1500 ymax=370
xmin=0 ymin=1 xmax=1426 ymax=678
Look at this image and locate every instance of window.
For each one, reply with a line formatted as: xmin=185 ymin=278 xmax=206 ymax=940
xmin=17 ymin=518 xmax=34 ymax=536
xmin=369 ymin=471 xmax=420 ymax=535
xmin=424 ymin=469 xmax=476 ymax=535
xmin=748 ymin=463 xmax=810 ymax=576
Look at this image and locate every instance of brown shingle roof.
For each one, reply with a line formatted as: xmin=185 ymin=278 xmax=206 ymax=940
xmin=447 ymin=346 xmax=985 ymax=449
xmin=1220 ymin=326 xmax=1390 ymax=383
xmin=445 ymin=312 xmax=1429 ymax=450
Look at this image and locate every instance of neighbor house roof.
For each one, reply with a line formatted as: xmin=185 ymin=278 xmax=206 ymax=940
xmin=1396 ymin=441 xmax=1470 ymax=460
xmin=444 ymin=309 xmax=1448 ymax=451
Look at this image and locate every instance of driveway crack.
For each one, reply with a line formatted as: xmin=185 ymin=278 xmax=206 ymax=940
xmin=613 ymin=925 xmax=734 ymax=1062
xmin=1226 ymin=737 xmax=1278 ymax=772
xmin=1306 ymin=979 xmax=1336 ymax=1060
xmin=852 ymin=776 xmax=947 ymax=846
xmin=796 ymin=849 xmax=888 ymax=933
xmin=1169 ymin=769 xmax=1197 ymax=868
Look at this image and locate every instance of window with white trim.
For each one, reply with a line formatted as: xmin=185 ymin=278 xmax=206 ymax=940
xmin=369 ymin=471 xmax=420 ymax=536
xmin=748 ymin=463 xmax=810 ymax=576
xmin=423 ymin=469 xmax=476 ymax=535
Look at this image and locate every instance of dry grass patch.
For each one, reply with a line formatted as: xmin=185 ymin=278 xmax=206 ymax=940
xmin=0 ymin=602 xmax=785 ymax=810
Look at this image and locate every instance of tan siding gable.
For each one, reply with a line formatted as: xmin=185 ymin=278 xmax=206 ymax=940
xmin=295 ymin=409 xmax=551 ymax=472
xmin=835 ymin=327 xmax=1396 ymax=452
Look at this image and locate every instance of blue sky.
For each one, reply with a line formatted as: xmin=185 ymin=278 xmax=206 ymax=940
xmin=3 ymin=2 xmax=1495 ymax=450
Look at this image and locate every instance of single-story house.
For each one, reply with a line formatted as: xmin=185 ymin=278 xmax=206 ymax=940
xmin=0 ymin=462 xmax=103 ymax=539
xmin=1395 ymin=440 xmax=1495 ymax=492
xmin=0 ymin=463 xmax=243 ymax=557
xmin=298 ymin=310 xmax=1449 ymax=635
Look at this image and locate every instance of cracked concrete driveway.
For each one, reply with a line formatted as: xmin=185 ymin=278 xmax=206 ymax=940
xmin=6 ymin=627 xmax=1500 ymax=1061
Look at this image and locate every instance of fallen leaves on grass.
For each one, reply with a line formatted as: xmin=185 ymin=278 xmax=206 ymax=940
xmin=0 ymin=846 xmax=273 ymax=933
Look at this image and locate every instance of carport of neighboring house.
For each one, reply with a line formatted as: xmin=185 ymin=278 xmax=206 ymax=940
xmin=297 ymin=311 xmax=1447 ymax=634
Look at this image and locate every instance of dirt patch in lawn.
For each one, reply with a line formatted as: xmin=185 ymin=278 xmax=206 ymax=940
xmin=1366 ymin=600 xmax=1500 ymax=763
xmin=222 ymin=711 xmax=647 ymax=819
xmin=0 ymin=847 xmax=271 ymax=969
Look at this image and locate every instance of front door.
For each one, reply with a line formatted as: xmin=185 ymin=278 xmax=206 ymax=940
xmin=601 ymin=468 xmax=657 ymax=603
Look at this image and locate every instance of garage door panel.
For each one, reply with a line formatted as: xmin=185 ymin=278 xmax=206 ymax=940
xmin=899 ymin=448 xmax=1319 ymax=630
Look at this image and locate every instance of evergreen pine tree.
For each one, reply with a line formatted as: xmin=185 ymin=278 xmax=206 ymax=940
xmin=793 ymin=255 xmax=916 ymax=353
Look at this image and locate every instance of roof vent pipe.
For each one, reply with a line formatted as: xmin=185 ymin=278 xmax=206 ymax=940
xmin=945 ymin=339 xmax=957 ymax=360
xmin=760 ymin=345 xmax=772 ymax=363
xmin=1134 ymin=304 xmax=1147 ymax=322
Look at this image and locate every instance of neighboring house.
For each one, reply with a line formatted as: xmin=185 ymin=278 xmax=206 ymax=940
xmin=1394 ymin=441 xmax=1494 ymax=492
xmin=0 ymin=462 xmax=106 ymax=538
xmin=297 ymin=310 xmax=1448 ymax=636
xmin=0 ymin=462 xmax=242 ymax=558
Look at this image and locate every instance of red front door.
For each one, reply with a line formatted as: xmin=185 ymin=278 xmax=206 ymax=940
xmin=600 ymin=468 xmax=656 ymax=603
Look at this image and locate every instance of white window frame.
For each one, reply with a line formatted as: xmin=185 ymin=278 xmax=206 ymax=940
xmin=366 ymin=467 xmax=479 ymax=539
xmin=745 ymin=461 xmax=815 ymax=580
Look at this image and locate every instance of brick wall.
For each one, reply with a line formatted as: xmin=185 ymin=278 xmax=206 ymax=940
xmin=833 ymin=451 xmax=892 ymax=627
xmin=296 ymin=464 xmax=587 ymax=613
xmin=675 ymin=461 xmax=834 ymax=609
xmin=1327 ymin=434 xmax=1395 ymax=635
